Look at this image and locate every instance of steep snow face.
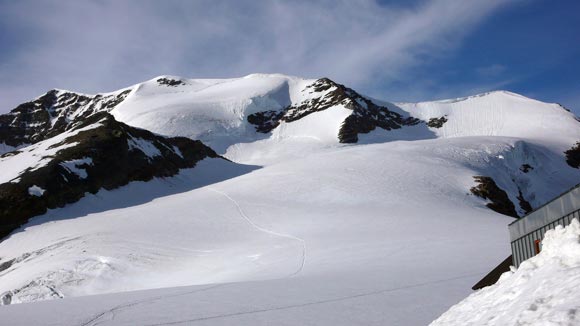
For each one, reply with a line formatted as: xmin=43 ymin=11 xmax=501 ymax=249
xmin=111 ymin=74 xmax=312 ymax=153
xmin=4 ymin=74 xmax=578 ymax=166
xmin=110 ymin=76 xmax=580 ymax=166
xmin=457 ymin=140 xmax=579 ymax=217
xmin=397 ymin=91 xmax=580 ymax=144
xmin=431 ymin=219 xmax=580 ymax=326
xmin=109 ymin=74 xmax=425 ymax=160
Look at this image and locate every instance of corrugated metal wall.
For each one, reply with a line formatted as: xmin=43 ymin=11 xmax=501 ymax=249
xmin=511 ymin=209 xmax=580 ymax=267
xmin=509 ymin=184 xmax=580 ymax=241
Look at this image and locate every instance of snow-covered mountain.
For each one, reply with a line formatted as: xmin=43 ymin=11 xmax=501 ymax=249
xmin=0 ymin=74 xmax=578 ymax=325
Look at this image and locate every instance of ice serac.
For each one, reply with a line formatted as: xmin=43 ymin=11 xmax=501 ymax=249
xmin=0 ymin=112 xmax=219 ymax=239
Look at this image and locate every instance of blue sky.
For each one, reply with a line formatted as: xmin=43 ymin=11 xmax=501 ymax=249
xmin=0 ymin=0 xmax=578 ymax=114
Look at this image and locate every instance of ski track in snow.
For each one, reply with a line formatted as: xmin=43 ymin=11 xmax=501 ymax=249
xmin=140 ymin=272 xmax=484 ymax=326
xmin=79 ymin=187 xmax=307 ymax=326
xmin=79 ymin=284 xmax=225 ymax=326
xmin=77 ymin=271 xmax=484 ymax=326
xmin=208 ymin=188 xmax=307 ymax=278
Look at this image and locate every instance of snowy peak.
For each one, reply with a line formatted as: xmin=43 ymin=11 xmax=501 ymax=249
xmin=397 ymin=89 xmax=580 ymax=142
xmin=431 ymin=90 xmax=537 ymax=103
xmin=2 ymin=73 xmax=579 ymax=158
xmin=0 ymin=88 xmax=131 ymax=150
xmin=5 ymin=74 xmax=580 ymax=153
xmin=247 ymin=77 xmax=421 ymax=143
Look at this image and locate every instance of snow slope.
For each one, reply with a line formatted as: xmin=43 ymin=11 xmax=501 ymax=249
xmin=111 ymin=74 xmax=312 ymax=154
xmin=108 ymin=75 xmax=580 ymax=168
xmin=431 ymin=219 xmax=580 ymax=326
xmin=0 ymin=138 xmax=517 ymax=324
xmin=0 ymin=137 xmax=578 ymax=324
xmin=0 ymin=74 xmax=579 ymax=325
xmin=396 ymin=91 xmax=577 ymax=144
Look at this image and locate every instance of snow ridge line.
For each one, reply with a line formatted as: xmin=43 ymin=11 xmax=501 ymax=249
xmin=208 ymin=188 xmax=306 ymax=277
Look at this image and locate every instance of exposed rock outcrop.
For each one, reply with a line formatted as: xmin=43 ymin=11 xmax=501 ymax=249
xmin=247 ymin=78 xmax=420 ymax=143
xmin=0 ymin=112 xmax=219 ymax=239
xmin=0 ymin=89 xmax=131 ymax=148
xmin=564 ymin=141 xmax=580 ymax=169
xmin=470 ymin=176 xmax=518 ymax=218
xmin=426 ymin=116 xmax=448 ymax=128
xmin=157 ymin=77 xmax=186 ymax=87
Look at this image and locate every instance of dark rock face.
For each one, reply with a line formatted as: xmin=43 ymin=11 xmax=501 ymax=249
xmin=520 ymin=164 xmax=534 ymax=173
xmin=157 ymin=78 xmax=185 ymax=87
xmin=470 ymin=176 xmax=518 ymax=218
xmin=0 ymin=89 xmax=131 ymax=148
xmin=247 ymin=78 xmax=420 ymax=143
xmin=246 ymin=110 xmax=285 ymax=133
xmin=426 ymin=116 xmax=448 ymax=128
xmin=0 ymin=112 xmax=218 ymax=240
xmin=564 ymin=142 xmax=580 ymax=169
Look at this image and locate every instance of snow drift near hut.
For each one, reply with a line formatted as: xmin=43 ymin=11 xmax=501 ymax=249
xmin=431 ymin=219 xmax=580 ymax=326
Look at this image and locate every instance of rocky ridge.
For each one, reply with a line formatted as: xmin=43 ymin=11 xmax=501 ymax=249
xmin=0 ymin=89 xmax=131 ymax=150
xmin=247 ymin=78 xmax=421 ymax=143
xmin=0 ymin=112 xmax=219 ymax=239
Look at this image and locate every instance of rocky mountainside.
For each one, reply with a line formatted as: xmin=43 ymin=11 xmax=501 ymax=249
xmin=0 ymin=89 xmax=130 ymax=151
xmin=247 ymin=78 xmax=421 ymax=143
xmin=0 ymin=112 xmax=218 ymax=239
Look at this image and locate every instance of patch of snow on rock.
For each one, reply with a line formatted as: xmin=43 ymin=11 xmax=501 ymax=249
xmin=28 ymin=185 xmax=46 ymax=197
xmin=127 ymin=136 xmax=161 ymax=159
xmin=60 ymin=157 xmax=93 ymax=179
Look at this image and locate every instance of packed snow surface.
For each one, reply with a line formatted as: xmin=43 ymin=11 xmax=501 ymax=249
xmin=0 ymin=74 xmax=579 ymax=325
xmin=431 ymin=219 xmax=580 ymax=326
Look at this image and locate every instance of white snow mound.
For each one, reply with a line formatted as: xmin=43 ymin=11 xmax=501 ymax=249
xmin=431 ymin=219 xmax=580 ymax=326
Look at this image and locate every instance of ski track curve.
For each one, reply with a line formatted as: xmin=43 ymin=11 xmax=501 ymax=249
xmin=78 ymin=187 xmax=307 ymax=326
xmin=142 ymin=272 xmax=485 ymax=326
xmin=208 ymin=187 xmax=307 ymax=278
xmin=78 ymin=284 xmax=225 ymax=326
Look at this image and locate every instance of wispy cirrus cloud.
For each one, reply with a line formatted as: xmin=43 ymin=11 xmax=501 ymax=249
xmin=0 ymin=0 xmax=512 ymax=112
